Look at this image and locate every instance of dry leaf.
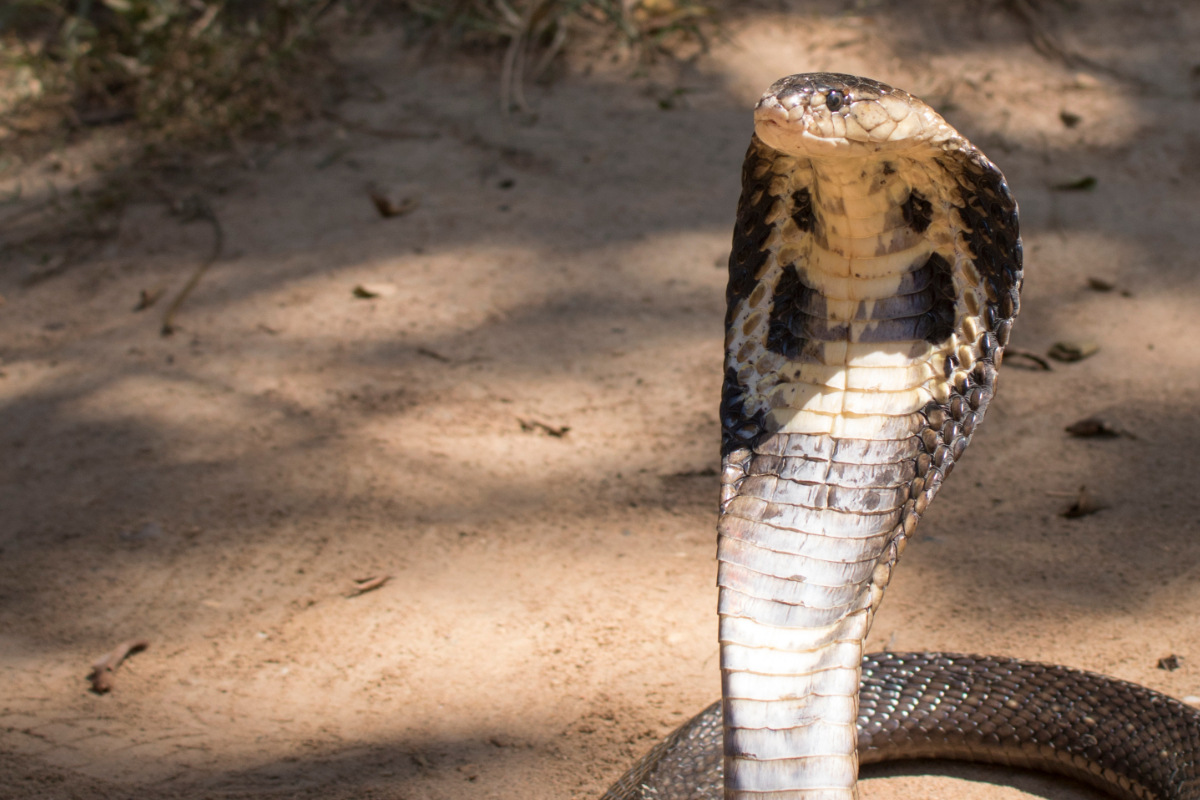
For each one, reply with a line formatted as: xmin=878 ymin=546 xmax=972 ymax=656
xmin=352 ymin=284 xmax=396 ymax=299
xmin=416 ymin=347 xmax=451 ymax=363
xmin=1051 ymin=176 xmax=1097 ymax=191
xmin=518 ymin=418 xmax=570 ymax=437
xmin=368 ymin=190 xmax=419 ymax=218
xmin=1048 ymin=340 xmax=1099 ymax=362
xmin=345 ymin=575 xmax=391 ymax=598
xmin=1004 ymin=348 xmax=1052 ymax=370
xmin=134 ymin=287 xmax=166 ymax=311
xmin=1061 ymin=486 xmax=1106 ymax=518
xmin=1158 ymin=654 xmax=1182 ymax=671
xmin=88 ymin=639 xmax=149 ymax=693
xmin=1065 ymin=417 xmax=1121 ymax=438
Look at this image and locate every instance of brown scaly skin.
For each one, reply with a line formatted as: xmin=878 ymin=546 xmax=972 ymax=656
xmin=717 ymin=72 xmax=1020 ymax=800
xmin=602 ymin=78 xmax=1197 ymax=798
xmin=601 ymin=653 xmax=1200 ymax=800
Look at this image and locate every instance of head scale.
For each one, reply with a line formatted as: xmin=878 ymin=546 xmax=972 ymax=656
xmin=753 ymin=72 xmax=948 ymax=157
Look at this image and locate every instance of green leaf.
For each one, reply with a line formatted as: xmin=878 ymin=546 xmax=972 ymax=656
xmin=1051 ymin=176 xmax=1097 ymax=191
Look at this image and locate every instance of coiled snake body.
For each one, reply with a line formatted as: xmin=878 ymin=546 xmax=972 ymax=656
xmin=601 ymin=74 xmax=1200 ymax=800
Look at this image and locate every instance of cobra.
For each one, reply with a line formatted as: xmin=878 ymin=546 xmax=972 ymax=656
xmin=601 ymin=74 xmax=1200 ymax=800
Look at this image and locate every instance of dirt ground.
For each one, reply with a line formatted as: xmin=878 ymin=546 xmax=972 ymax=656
xmin=3 ymin=3 xmax=1200 ymax=799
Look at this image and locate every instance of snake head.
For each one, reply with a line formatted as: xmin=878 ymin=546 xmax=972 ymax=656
xmin=754 ymin=72 xmax=952 ymax=156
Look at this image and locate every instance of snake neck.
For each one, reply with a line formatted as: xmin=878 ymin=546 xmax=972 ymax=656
xmin=716 ymin=134 xmax=1020 ymax=800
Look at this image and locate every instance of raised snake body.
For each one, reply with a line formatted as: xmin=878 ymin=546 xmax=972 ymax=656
xmin=600 ymin=74 xmax=1200 ymax=800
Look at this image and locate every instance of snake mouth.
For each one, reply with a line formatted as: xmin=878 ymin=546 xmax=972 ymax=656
xmin=753 ymin=99 xmax=854 ymax=155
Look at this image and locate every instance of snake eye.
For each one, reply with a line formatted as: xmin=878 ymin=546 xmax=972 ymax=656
xmin=826 ymin=90 xmax=845 ymax=111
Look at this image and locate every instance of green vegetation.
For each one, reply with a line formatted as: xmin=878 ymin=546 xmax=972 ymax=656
xmin=1 ymin=0 xmax=337 ymax=141
xmin=0 ymin=0 xmax=713 ymax=143
xmin=406 ymin=1 xmax=713 ymax=111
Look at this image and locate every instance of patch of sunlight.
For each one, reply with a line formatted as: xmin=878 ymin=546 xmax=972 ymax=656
xmin=710 ymin=18 xmax=1141 ymax=153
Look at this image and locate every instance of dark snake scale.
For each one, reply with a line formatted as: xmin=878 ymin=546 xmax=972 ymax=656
xmin=600 ymin=74 xmax=1200 ymax=800
xmin=603 ymin=653 xmax=1200 ymax=800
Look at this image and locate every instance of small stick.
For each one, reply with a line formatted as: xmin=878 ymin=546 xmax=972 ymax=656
xmin=416 ymin=347 xmax=451 ymax=363
xmin=161 ymin=196 xmax=223 ymax=336
xmin=1004 ymin=348 xmax=1052 ymax=370
xmin=88 ymin=639 xmax=149 ymax=693
xmin=320 ymin=110 xmax=438 ymax=141
xmin=346 ymin=575 xmax=391 ymax=598
xmin=518 ymin=418 xmax=570 ymax=437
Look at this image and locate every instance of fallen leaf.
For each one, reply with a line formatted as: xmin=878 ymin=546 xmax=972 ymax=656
xmin=352 ymin=283 xmax=396 ymax=299
xmin=134 ymin=287 xmax=166 ymax=311
xmin=1061 ymin=486 xmax=1106 ymax=518
xmin=1158 ymin=654 xmax=1182 ymax=671
xmin=1004 ymin=348 xmax=1052 ymax=370
xmin=1051 ymin=176 xmax=1097 ymax=191
xmin=88 ymin=639 xmax=149 ymax=694
xmin=416 ymin=347 xmax=451 ymax=363
xmin=519 ymin=418 xmax=570 ymax=437
xmin=1065 ymin=416 xmax=1121 ymax=438
xmin=368 ymin=189 xmax=418 ymax=218
xmin=665 ymin=467 xmax=719 ymax=479
xmin=346 ymin=575 xmax=390 ymax=598
xmin=1048 ymin=340 xmax=1099 ymax=362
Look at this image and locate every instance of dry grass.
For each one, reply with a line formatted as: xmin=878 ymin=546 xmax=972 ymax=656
xmin=0 ymin=0 xmax=715 ymax=148
xmin=401 ymin=0 xmax=714 ymax=111
xmin=0 ymin=0 xmax=342 ymax=145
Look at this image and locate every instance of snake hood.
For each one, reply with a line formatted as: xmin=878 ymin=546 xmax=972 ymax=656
xmin=604 ymin=73 xmax=1200 ymax=800
xmin=716 ymin=73 xmax=1022 ymax=799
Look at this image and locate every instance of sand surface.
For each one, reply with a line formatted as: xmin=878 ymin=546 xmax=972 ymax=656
xmin=3 ymin=3 xmax=1200 ymax=798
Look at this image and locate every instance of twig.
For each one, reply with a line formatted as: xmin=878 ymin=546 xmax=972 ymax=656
xmin=345 ymin=575 xmax=391 ymax=598
xmin=500 ymin=25 xmax=527 ymax=113
xmin=88 ymin=639 xmax=149 ymax=694
xmin=499 ymin=0 xmax=553 ymax=113
xmin=1003 ymin=348 xmax=1052 ymax=370
xmin=416 ymin=347 xmax=452 ymax=363
xmin=519 ymin=418 xmax=570 ymax=437
xmin=1002 ymin=0 xmax=1071 ymax=64
xmin=161 ymin=195 xmax=223 ymax=336
xmin=320 ymin=109 xmax=439 ymax=141
xmin=1061 ymin=485 xmax=1106 ymax=519
xmin=1001 ymin=0 xmax=1129 ymax=81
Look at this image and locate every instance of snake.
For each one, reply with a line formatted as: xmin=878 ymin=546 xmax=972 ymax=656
xmin=599 ymin=74 xmax=1200 ymax=800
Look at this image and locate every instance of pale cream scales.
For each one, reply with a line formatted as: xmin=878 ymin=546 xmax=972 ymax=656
xmin=715 ymin=73 xmax=1019 ymax=800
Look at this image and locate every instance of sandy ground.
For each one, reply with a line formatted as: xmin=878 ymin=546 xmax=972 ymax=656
xmin=3 ymin=3 xmax=1200 ymax=799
